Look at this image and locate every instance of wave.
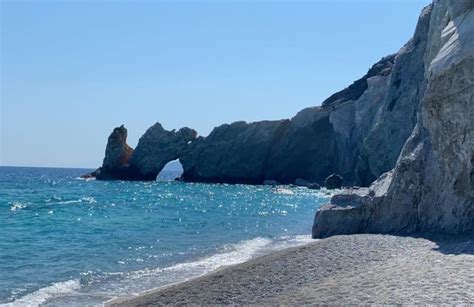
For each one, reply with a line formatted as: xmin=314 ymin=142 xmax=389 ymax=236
xmin=107 ymin=235 xmax=314 ymax=301
xmin=75 ymin=177 xmax=96 ymax=181
xmin=8 ymin=197 xmax=97 ymax=212
xmin=9 ymin=202 xmax=27 ymax=211
xmin=1 ymin=280 xmax=81 ymax=307
xmin=128 ymin=237 xmax=273 ymax=280
xmin=47 ymin=197 xmax=97 ymax=205
xmin=5 ymin=235 xmax=314 ymax=306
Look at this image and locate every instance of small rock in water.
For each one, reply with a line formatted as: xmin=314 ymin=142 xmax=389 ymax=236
xmin=325 ymin=173 xmax=343 ymax=189
xmin=307 ymin=183 xmax=321 ymax=190
xmin=263 ymin=179 xmax=280 ymax=186
xmin=294 ymin=178 xmax=311 ymax=187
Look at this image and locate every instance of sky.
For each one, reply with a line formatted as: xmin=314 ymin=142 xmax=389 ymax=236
xmin=1 ymin=0 xmax=430 ymax=168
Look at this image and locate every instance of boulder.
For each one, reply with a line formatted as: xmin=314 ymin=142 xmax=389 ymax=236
xmin=307 ymin=183 xmax=321 ymax=190
xmin=294 ymin=178 xmax=311 ymax=187
xmin=263 ymin=179 xmax=280 ymax=186
xmin=324 ymin=173 xmax=343 ymax=189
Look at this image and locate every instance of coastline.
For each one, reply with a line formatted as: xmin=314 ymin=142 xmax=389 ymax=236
xmin=106 ymin=234 xmax=474 ymax=306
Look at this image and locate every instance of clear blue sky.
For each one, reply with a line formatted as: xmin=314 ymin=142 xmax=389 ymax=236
xmin=1 ymin=0 xmax=430 ymax=168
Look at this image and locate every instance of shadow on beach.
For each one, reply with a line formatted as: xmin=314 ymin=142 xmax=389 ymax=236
xmin=416 ymin=233 xmax=474 ymax=256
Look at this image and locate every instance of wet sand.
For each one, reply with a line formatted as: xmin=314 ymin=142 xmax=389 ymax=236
xmin=107 ymin=234 xmax=474 ymax=306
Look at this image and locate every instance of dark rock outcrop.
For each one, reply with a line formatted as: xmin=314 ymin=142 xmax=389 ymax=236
xmin=294 ymin=179 xmax=321 ymax=190
xmin=88 ymin=125 xmax=135 ymax=180
xmin=178 ymin=53 xmax=397 ymax=185
xmin=313 ymin=0 xmax=474 ymax=238
xmin=88 ymin=45 xmax=400 ymax=184
xmin=307 ymin=183 xmax=321 ymax=190
xmin=103 ymin=125 xmax=134 ymax=169
xmin=130 ymin=123 xmax=197 ymax=180
xmin=180 ymin=120 xmax=289 ymax=184
xmin=324 ymin=173 xmax=343 ymax=190
xmin=294 ymin=178 xmax=312 ymax=187
xmin=321 ymin=54 xmax=394 ymax=107
xmin=263 ymin=107 xmax=338 ymax=184
xmin=263 ymin=179 xmax=280 ymax=186
xmin=90 ymin=123 xmax=196 ymax=181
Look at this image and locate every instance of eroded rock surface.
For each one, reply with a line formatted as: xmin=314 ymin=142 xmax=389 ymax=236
xmin=88 ymin=3 xmax=472 ymax=246
xmin=88 ymin=46 xmax=401 ymax=184
xmin=180 ymin=120 xmax=289 ymax=184
xmin=179 ymin=54 xmax=397 ymax=185
xmin=92 ymin=125 xmax=134 ymax=180
xmin=91 ymin=123 xmax=196 ymax=180
xmin=130 ymin=123 xmax=197 ymax=180
xmin=313 ymin=0 xmax=474 ymax=238
xmin=324 ymin=173 xmax=343 ymax=190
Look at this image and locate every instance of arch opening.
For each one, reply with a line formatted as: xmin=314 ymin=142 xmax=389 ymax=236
xmin=157 ymin=159 xmax=183 ymax=181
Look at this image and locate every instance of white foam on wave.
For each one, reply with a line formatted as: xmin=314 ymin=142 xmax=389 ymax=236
xmin=52 ymin=197 xmax=97 ymax=205
xmin=5 ymin=235 xmax=315 ymax=306
xmin=105 ymin=235 xmax=314 ymax=298
xmin=273 ymin=188 xmax=295 ymax=195
xmin=124 ymin=237 xmax=273 ymax=282
xmin=75 ymin=176 xmax=96 ymax=181
xmin=9 ymin=202 xmax=27 ymax=211
xmin=298 ymin=187 xmax=342 ymax=199
xmin=2 ymin=279 xmax=81 ymax=307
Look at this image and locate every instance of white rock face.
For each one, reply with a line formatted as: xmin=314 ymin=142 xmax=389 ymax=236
xmin=313 ymin=0 xmax=474 ymax=238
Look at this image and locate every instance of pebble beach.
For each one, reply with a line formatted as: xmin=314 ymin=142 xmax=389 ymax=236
xmin=107 ymin=234 xmax=474 ymax=306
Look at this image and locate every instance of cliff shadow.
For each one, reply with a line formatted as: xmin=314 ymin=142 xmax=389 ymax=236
xmin=412 ymin=233 xmax=474 ymax=256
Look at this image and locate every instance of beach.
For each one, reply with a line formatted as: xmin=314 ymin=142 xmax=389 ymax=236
xmin=107 ymin=234 xmax=474 ymax=306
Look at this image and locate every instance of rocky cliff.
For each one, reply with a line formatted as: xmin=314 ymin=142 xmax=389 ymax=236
xmin=181 ymin=53 xmax=399 ymax=185
xmin=130 ymin=123 xmax=197 ymax=180
xmin=180 ymin=120 xmax=290 ymax=184
xmin=89 ymin=1 xmax=473 ymax=248
xmin=89 ymin=125 xmax=134 ymax=180
xmin=89 ymin=51 xmax=398 ymax=184
xmin=313 ymin=0 xmax=474 ymax=237
xmin=89 ymin=124 xmax=197 ymax=180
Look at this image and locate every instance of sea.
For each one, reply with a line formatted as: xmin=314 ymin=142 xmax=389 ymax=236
xmin=0 ymin=166 xmax=331 ymax=306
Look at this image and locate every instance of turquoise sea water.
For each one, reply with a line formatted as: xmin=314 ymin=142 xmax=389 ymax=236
xmin=0 ymin=166 xmax=330 ymax=306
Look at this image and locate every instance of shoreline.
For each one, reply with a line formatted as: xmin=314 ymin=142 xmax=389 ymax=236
xmin=106 ymin=234 xmax=474 ymax=306
xmin=104 ymin=235 xmax=316 ymax=306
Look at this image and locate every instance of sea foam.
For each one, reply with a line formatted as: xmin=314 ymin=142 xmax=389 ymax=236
xmin=2 ymin=280 xmax=81 ymax=307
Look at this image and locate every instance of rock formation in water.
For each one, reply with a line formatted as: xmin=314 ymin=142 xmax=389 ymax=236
xmin=88 ymin=50 xmax=401 ymax=184
xmin=324 ymin=173 xmax=343 ymax=190
xmin=180 ymin=120 xmax=289 ymax=184
xmin=103 ymin=125 xmax=134 ymax=168
xmin=181 ymin=54 xmax=399 ymax=185
xmin=90 ymin=124 xmax=197 ymax=180
xmin=88 ymin=0 xmax=473 ymax=240
xmin=129 ymin=123 xmax=197 ymax=180
xmin=88 ymin=49 xmax=402 ymax=184
xmin=87 ymin=125 xmax=134 ymax=180
xmin=313 ymin=0 xmax=474 ymax=237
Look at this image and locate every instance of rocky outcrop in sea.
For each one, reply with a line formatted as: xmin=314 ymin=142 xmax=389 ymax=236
xmin=90 ymin=53 xmax=401 ymax=185
xmin=87 ymin=0 xmax=473 ymax=235
xmin=86 ymin=124 xmax=197 ymax=180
